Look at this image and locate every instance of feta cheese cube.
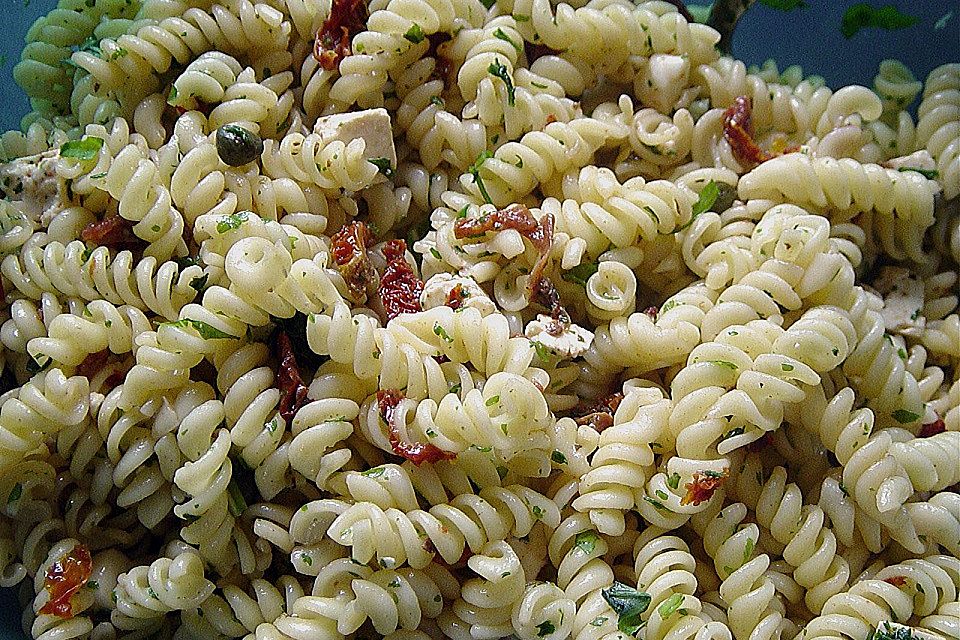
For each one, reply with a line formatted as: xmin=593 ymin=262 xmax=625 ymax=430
xmin=313 ymin=108 xmax=396 ymax=181
xmin=525 ymin=314 xmax=594 ymax=359
xmin=873 ymin=266 xmax=925 ymax=336
xmin=420 ymin=273 xmax=496 ymax=316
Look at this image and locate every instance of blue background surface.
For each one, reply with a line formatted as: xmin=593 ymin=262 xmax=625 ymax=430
xmin=0 ymin=0 xmax=957 ymax=638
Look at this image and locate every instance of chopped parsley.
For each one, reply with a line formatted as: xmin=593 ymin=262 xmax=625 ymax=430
xmin=600 ymin=581 xmax=651 ymax=636
xmin=60 ymin=137 xmax=104 ymax=161
xmin=403 ymin=23 xmax=425 ymax=44
xmin=368 ymin=157 xmax=395 ymax=178
xmin=891 ymin=409 xmax=920 ymax=424
xmin=561 ymin=261 xmax=599 ymax=287
xmin=574 ymin=530 xmax=599 ymax=555
xmin=487 ymin=58 xmax=516 ymax=106
xmin=161 ymin=319 xmax=238 ymax=340
xmin=216 ymin=211 xmax=249 ymax=233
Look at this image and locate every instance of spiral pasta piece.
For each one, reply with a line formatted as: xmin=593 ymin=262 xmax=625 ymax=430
xmin=916 ymin=63 xmax=959 ymax=199
xmin=292 ymin=484 xmax=559 ymax=568
xmin=798 ymin=555 xmax=960 ymax=640
xmin=691 ymin=501 xmax=784 ymax=640
xmin=359 ymin=371 xmax=552 ymax=464
xmin=111 ymin=551 xmax=215 ymax=629
xmin=738 ymin=154 xmax=937 ymax=259
xmin=0 ymin=369 xmax=90 ymax=475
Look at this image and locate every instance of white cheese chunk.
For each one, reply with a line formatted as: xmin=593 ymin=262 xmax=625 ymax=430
xmin=0 ymin=149 xmax=63 ymax=224
xmin=873 ymin=266 xmax=925 ymax=336
xmin=525 ymin=314 xmax=594 ymax=359
xmin=883 ymin=149 xmax=936 ymax=172
xmin=313 ymin=108 xmax=396 ymax=182
xmin=420 ymin=273 xmax=496 ymax=316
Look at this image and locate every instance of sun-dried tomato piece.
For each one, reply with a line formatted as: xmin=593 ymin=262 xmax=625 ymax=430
xmin=883 ymin=575 xmax=907 ymax=587
xmin=919 ymin=418 xmax=945 ymax=438
xmin=81 ymin=215 xmax=141 ymax=249
xmin=379 ymin=239 xmax=423 ymax=322
xmin=643 ymin=306 xmax=659 ymax=319
xmin=314 ymin=0 xmax=367 ymax=71
xmin=524 ymin=41 xmax=560 ymax=65
xmin=453 ymin=203 xmax=552 ymax=254
xmin=40 ymin=543 xmax=92 ymax=618
xmin=427 ymin=32 xmax=452 ymax=85
xmin=378 ymin=389 xmax=456 ymax=465
xmin=332 ymin=221 xmax=376 ymax=304
xmin=573 ymin=392 xmax=625 ymax=433
xmin=723 ymin=96 xmax=771 ymax=170
xmin=746 ymin=432 xmax=774 ymax=453
xmin=445 ymin=284 xmax=468 ymax=310
xmin=76 ymin=350 xmax=110 ymax=381
xmin=681 ymin=470 xmax=728 ymax=506
xmin=276 ymin=332 xmax=309 ymax=424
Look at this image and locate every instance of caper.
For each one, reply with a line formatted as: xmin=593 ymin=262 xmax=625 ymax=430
xmin=215 ymin=124 xmax=263 ymax=167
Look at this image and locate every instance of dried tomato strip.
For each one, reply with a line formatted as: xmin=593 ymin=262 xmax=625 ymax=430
xmin=40 ymin=543 xmax=92 ymax=618
xmin=445 ymin=284 xmax=468 ymax=310
xmin=453 ymin=204 xmax=567 ymax=331
xmin=378 ymin=389 xmax=456 ymax=465
xmin=332 ymin=221 xmax=376 ymax=304
xmin=276 ymin=332 xmax=309 ymax=424
xmin=919 ymin=418 xmax=945 ymax=438
xmin=379 ymin=239 xmax=423 ymax=322
xmin=573 ymin=392 xmax=625 ymax=433
xmin=883 ymin=576 xmax=907 ymax=587
xmin=681 ymin=470 xmax=728 ymax=506
xmin=81 ymin=215 xmax=141 ymax=249
xmin=722 ymin=96 xmax=801 ymax=170
xmin=314 ymin=0 xmax=367 ymax=71
xmin=453 ymin=203 xmax=552 ymax=254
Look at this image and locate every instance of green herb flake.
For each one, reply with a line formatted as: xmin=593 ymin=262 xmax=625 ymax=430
xmin=600 ymin=581 xmax=651 ymax=636
xmin=574 ymin=530 xmax=599 ymax=555
xmin=162 ymin=319 xmax=237 ymax=340
xmin=840 ymin=4 xmax=919 ymax=39
xmin=479 ymin=0 xmax=495 ymax=8
xmin=691 ymin=180 xmax=720 ymax=219
xmin=536 ymin=621 xmax=556 ymax=637
xmin=551 ymin=450 xmax=567 ymax=465
xmin=562 ymin=261 xmax=599 ymax=287
xmin=666 ymin=473 xmax=681 ymax=489
xmin=433 ymin=323 xmax=453 ymax=343
xmin=368 ymin=157 xmax=395 ymax=178
xmin=430 ymin=95 xmax=445 ymax=107
xmin=7 ymin=483 xmax=22 ymax=505
xmin=487 ymin=58 xmax=516 ymax=106
xmin=302 ymin=554 xmax=313 ymax=566
xmin=403 ymin=23 xmax=425 ymax=43
xmin=486 ymin=395 xmax=500 ymax=406
xmin=657 ymin=593 xmax=684 ymax=619
xmin=897 ymin=166 xmax=939 ymax=179
xmin=493 ymin=28 xmax=522 ymax=54
xmin=227 ymin=479 xmax=247 ymax=516
xmin=361 ymin=466 xmax=387 ymax=478
xmin=891 ymin=409 xmax=921 ymax=424
xmin=217 ymin=211 xmax=249 ymax=233
xmin=531 ymin=340 xmax=552 ymax=363
xmin=468 ymin=151 xmax=495 ymax=204
xmin=60 ymin=137 xmax=105 ymax=161
xmin=705 ymin=360 xmax=738 ymax=370
xmin=781 ymin=363 xmax=794 ymax=372
xmin=743 ymin=537 xmax=755 ymax=563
